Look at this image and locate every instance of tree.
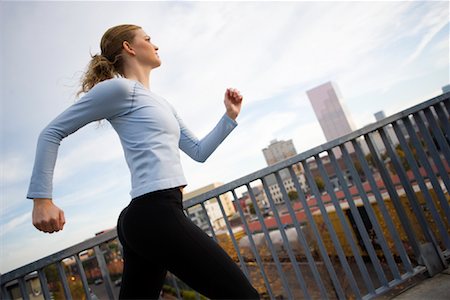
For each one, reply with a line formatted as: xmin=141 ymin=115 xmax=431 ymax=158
xmin=247 ymin=202 xmax=256 ymax=215
xmin=288 ymin=190 xmax=298 ymax=201
xmin=314 ymin=177 xmax=325 ymax=192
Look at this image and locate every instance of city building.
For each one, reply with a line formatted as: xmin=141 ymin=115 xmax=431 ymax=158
xmin=262 ymin=139 xmax=297 ymax=166
xmin=262 ymin=139 xmax=306 ymax=204
xmin=183 ymin=183 xmax=236 ymax=233
xmin=442 ymin=84 xmax=450 ymax=93
xmin=364 ymin=110 xmax=400 ymax=154
xmin=306 ymin=81 xmax=356 ymax=143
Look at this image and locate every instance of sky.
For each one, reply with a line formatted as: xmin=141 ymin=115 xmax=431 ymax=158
xmin=0 ymin=1 xmax=448 ymax=274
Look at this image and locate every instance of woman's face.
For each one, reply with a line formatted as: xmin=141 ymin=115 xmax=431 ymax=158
xmin=128 ymin=29 xmax=161 ymax=69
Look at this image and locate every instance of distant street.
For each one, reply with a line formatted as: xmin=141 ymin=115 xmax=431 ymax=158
xmin=88 ymin=283 xmax=120 ymax=300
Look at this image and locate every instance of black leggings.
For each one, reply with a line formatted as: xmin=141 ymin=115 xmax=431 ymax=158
xmin=117 ymin=187 xmax=260 ymax=299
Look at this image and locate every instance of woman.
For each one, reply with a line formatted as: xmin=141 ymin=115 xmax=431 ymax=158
xmin=28 ymin=24 xmax=259 ymax=299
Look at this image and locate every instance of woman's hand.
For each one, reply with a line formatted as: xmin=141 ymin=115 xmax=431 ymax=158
xmin=32 ymin=199 xmax=65 ymax=233
xmin=224 ymin=88 xmax=243 ymax=120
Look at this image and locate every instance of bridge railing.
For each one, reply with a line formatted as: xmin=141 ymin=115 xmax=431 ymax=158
xmin=1 ymin=92 xmax=449 ymax=299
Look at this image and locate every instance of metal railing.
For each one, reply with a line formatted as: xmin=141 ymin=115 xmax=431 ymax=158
xmin=1 ymin=92 xmax=449 ymax=300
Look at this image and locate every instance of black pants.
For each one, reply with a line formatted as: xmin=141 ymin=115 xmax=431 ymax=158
xmin=117 ymin=187 xmax=260 ymax=299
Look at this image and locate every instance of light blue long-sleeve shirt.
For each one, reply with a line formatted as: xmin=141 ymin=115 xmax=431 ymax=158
xmin=27 ymin=78 xmax=237 ymax=199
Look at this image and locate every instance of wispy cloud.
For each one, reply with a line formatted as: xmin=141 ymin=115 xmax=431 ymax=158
xmin=0 ymin=155 xmax=29 ymax=186
xmin=0 ymin=212 xmax=31 ymax=237
xmin=53 ymin=127 xmax=124 ymax=184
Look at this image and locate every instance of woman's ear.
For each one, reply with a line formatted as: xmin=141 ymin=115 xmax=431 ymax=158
xmin=122 ymin=41 xmax=135 ymax=56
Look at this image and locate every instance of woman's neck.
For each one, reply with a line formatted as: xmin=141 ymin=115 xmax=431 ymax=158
xmin=123 ymin=64 xmax=151 ymax=89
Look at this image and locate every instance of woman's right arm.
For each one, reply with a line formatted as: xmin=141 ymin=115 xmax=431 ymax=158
xmin=28 ymin=79 xmax=132 ymax=233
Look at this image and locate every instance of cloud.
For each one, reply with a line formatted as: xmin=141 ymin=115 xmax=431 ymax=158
xmin=0 ymin=212 xmax=31 ymax=237
xmin=403 ymin=13 xmax=449 ymax=66
xmin=0 ymin=155 xmax=30 ymax=186
xmin=53 ymin=126 xmax=124 ymax=185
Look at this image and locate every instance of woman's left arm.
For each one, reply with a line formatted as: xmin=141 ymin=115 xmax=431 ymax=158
xmin=177 ymin=88 xmax=243 ymax=162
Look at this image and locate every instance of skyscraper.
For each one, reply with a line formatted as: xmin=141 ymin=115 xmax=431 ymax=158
xmin=306 ymin=81 xmax=356 ymax=142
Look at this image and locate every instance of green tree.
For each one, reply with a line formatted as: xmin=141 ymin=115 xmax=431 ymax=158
xmin=247 ymin=202 xmax=256 ymax=215
xmin=288 ymin=190 xmax=298 ymax=201
xmin=314 ymin=177 xmax=325 ymax=192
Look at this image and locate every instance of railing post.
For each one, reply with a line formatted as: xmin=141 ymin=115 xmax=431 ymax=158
xmin=18 ymin=277 xmax=30 ymax=300
xmin=94 ymin=246 xmax=116 ymax=300
xmin=74 ymin=254 xmax=92 ymax=300
xmin=56 ymin=261 xmax=72 ymax=300
xmin=38 ymin=268 xmax=52 ymax=300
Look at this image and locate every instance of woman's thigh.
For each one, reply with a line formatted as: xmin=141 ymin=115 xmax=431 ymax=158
xmin=165 ymin=209 xmax=259 ymax=299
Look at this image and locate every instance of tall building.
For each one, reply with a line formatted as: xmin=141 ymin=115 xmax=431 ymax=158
xmin=262 ymin=139 xmax=306 ymax=204
xmin=306 ymin=81 xmax=356 ymax=157
xmin=306 ymin=81 xmax=356 ymax=142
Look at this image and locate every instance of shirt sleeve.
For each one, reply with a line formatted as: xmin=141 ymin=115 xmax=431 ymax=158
xmin=176 ymin=111 xmax=238 ymax=163
xmin=26 ymin=79 xmax=132 ymax=199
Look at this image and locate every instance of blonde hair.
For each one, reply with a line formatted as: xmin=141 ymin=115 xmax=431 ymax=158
xmin=78 ymin=24 xmax=141 ymax=96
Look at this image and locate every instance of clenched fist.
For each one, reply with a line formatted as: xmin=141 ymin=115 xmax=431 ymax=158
xmin=32 ymin=199 xmax=65 ymax=233
xmin=224 ymin=88 xmax=243 ymax=120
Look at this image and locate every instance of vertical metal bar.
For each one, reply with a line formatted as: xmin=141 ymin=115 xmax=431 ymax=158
xmin=444 ymin=98 xmax=450 ymax=113
xmin=38 ymin=268 xmax=52 ymax=300
xmin=1 ymin=284 xmax=11 ymax=300
xmin=284 ymin=169 xmax=331 ymax=299
xmin=380 ymin=127 xmax=440 ymax=247
xmin=339 ymin=144 xmax=402 ymax=281
xmin=170 ymin=273 xmax=181 ymax=299
xmin=215 ymin=194 xmax=252 ymax=282
xmin=263 ymin=174 xmax=327 ymax=299
xmin=326 ymin=148 xmax=384 ymax=291
xmin=311 ymin=154 xmax=363 ymax=297
xmin=230 ymin=189 xmax=275 ymax=299
xmin=246 ymin=182 xmax=297 ymax=300
xmin=351 ymin=139 xmax=413 ymax=273
xmin=75 ymin=254 xmax=92 ymax=300
xmin=423 ymin=107 xmax=450 ymax=163
xmin=364 ymin=132 xmax=422 ymax=260
xmin=200 ymin=202 xmax=218 ymax=242
xmin=18 ymin=277 xmax=30 ymax=300
xmin=393 ymin=121 xmax=450 ymax=249
xmin=402 ymin=117 xmax=450 ymax=223
xmin=434 ymin=102 xmax=450 ymax=136
xmin=298 ymin=160 xmax=346 ymax=299
xmin=413 ymin=112 xmax=450 ymax=192
xmin=94 ymin=246 xmax=115 ymax=300
xmin=56 ymin=262 xmax=72 ymax=300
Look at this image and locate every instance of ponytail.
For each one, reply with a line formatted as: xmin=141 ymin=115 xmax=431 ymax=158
xmin=77 ymin=54 xmax=118 ymax=96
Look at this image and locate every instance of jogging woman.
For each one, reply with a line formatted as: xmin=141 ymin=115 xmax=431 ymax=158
xmin=28 ymin=24 xmax=259 ymax=299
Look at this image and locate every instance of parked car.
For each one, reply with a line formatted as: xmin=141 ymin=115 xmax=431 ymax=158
xmin=94 ymin=278 xmax=103 ymax=285
xmin=114 ymin=278 xmax=122 ymax=286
